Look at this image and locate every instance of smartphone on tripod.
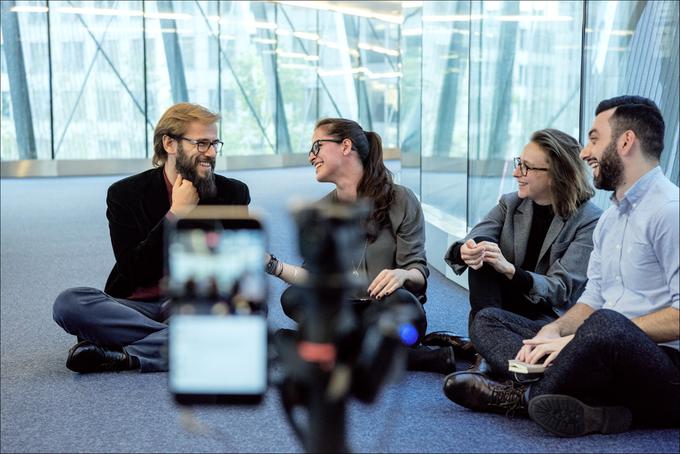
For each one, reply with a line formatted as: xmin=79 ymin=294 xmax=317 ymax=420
xmin=165 ymin=206 xmax=268 ymax=405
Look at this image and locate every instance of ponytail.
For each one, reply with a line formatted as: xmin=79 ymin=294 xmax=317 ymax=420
xmin=357 ymin=131 xmax=394 ymax=241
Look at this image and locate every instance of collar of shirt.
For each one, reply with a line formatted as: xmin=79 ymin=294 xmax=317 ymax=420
xmin=611 ymin=166 xmax=662 ymax=213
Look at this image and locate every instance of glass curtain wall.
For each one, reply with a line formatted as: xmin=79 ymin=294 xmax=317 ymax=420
xmin=1 ymin=0 xmax=51 ymax=160
xmin=466 ymin=0 xmax=583 ymax=225
xmin=403 ymin=0 xmax=678 ymax=278
xmin=582 ymin=0 xmax=680 ymax=207
xmin=1 ymin=0 xmax=399 ymax=160
xmin=2 ymin=0 xmax=679 ymax=275
xmin=399 ymin=2 xmax=422 ymax=197
xmin=49 ymin=1 xmax=147 ymax=160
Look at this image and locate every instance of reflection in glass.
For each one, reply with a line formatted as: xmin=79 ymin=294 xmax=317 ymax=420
xmin=49 ymin=0 xmax=146 ymax=159
xmin=582 ymin=0 xmax=679 ymax=203
xmin=421 ymin=0 xmax=471 ymax=237
xmin=399 ymin=3 xmax=422 ymax=198
xmin=1 ymin=0 xmax=50 ymax=160
xmin=467 ymin=1 xmax=582 ymax=226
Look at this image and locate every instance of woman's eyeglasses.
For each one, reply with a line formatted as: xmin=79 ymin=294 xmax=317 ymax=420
xmin=513 ymin=157 xmax=549 ymax=176
xmin=309 ymin=139 xmax=344 ymax=157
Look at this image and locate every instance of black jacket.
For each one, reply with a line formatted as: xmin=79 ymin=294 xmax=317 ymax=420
xmin=104 ymin=166 xmax=251 ymax=298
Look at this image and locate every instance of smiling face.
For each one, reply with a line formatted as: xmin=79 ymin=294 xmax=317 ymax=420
xmin=308 ymin=127 xmax=348 ymax=183
xmin=514 ymin=141 xmax=552 ymax=205
xmin=174 ymin=121 xmax=218 ymax=198
xmin=581 ymin=108 xmax=624 ymax=191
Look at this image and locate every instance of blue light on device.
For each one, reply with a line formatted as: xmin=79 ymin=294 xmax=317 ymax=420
xmin=398 ymin=323 xmax=419 ymax=346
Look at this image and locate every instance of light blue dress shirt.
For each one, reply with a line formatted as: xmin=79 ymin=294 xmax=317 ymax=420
xmin=580 ymin=167 xmax=679 ymax=350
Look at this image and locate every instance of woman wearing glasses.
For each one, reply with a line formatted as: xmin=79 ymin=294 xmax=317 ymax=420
xmin=265 ymin=118 xmax=452 ymax=371
xmin=428 ymin=129 xmax=601 ymax=361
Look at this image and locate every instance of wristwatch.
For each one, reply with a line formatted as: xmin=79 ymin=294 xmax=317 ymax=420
xmin=265 ymin=254 xmax=279 ymax=275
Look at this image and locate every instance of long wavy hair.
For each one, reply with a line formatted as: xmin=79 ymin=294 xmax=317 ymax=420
xmin=315 ymin=118 xmax=395 ymax=241
xmin=530 ymin=129 xmax=595 ymax=218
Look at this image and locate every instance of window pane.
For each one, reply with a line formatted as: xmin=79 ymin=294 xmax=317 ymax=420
xmin=145 ymin=0 xmax=221 ymax=149
xmin=1 ymin=0 xmax=51 ymax=160
xmin=276 ymin=4 xmax=318 ymax=154
xmin=50 ymin=0 xmax=145 ymax=159
xmin=217 ymin=1 xmax=275 ymax=155
xmin=317 ymin=11 xmax=358 ymax=120
xmin=357 ymin=17 xmax=399 ymax=149
xmin=399 ymin=3 xmax=423 ymax=198
xmin=421 ymin=0 xmax=471 ymax=238
xmin=582 ymin=0 xmax=680 ymax=203
xmin=467 ymin=0 xmax=583 ymax=226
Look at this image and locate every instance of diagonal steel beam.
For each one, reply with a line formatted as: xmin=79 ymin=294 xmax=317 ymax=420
xmin=278 ymin=5 xmax=342 ymax=117
xmin=56 ymin=0 xmax=152 ymax=155
xmin=194 ymin=0 xmax=275 ymax=152
xmin=1 ymin=0 xmax=37 ymax=159
xmin=157 ymin=0 xmax=188 ymax=103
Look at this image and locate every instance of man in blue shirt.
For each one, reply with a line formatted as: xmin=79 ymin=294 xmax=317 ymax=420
xmin=443 ymin=95 xmax=679 ymax=437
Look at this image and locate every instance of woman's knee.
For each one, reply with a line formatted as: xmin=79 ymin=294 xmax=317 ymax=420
xmin=280 ymin=286 xmax=305 ymax=322
xmin=472 ymin=307 xmax=506 ymax=327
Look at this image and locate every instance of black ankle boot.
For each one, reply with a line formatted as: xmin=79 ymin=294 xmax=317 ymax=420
xmin=66 ymin=340 xmax=135 ymax=373
xmin=420 ymin=331 xmax=478 ymax=363
xmin=407 ymin=345 xmax=456 ymax=374
xmin=443 ymin=370 xmax=529 ymax=416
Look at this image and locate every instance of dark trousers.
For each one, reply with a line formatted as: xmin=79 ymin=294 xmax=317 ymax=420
xmin=471 ymin=307 xmax=680 ymax=427
xmin=467 ymin=264 xmax=556 ymax=332
xmin=280 ymin=286 xmax=428 ymax=340
xmin=52 ymin=287 xmax=170 ymax=372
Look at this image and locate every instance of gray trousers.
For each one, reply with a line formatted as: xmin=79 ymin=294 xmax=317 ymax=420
xmin=53 ymin=287 xmax=170 ymax=372
xmin=471 ymin=307 xmax=680 ymax=427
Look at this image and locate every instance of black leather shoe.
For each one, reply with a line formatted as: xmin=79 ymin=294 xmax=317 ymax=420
xmin=443 ymin=370 xmax=528 ymax=415
xmin=529 ymin=394 xmax=632 ymax=437
xmin=465 ymin=354 xmax=491 ymax=375
xmin=407 ymin=345 xmax=456 ymax=374
xmin=66 ymin=340 xmax=133 ymax=373
xmin=421 ymin=331 xmax=478 ymax=363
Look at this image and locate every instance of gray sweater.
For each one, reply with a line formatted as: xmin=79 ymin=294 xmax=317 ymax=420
xmin=320 ymin=184 xmax=429 ymax=298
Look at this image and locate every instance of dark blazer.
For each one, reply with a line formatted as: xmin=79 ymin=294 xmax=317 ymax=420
xmin=104 ymin=166 xmax=250 ymax=298
xmin=445 ymin=192 xmax=602 ymax=315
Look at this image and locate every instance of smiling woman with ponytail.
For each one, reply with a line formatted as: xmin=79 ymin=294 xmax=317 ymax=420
xmin=264 ymin=118 xmax=450 ymax=371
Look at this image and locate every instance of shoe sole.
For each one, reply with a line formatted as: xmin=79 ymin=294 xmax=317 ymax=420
xmin=529 ymin=394 xmax=632 ymax=437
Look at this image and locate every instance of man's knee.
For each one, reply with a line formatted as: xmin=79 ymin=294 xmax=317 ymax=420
xmin=571 ymin=309 xmax=634 ymax=353
xmin=579 ymin=309 xmax=631 ymax=337
xmin=52 ymin=287 xmax=102 ymax=329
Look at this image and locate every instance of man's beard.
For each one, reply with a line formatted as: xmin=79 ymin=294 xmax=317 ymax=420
xmin=593 ymin=140 xmax=624 ymax=191
xmin=175 ymin=143 xmax=217 ymax=198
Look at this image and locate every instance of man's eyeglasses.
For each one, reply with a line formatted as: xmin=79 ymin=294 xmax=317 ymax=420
xmin=513 ymin=157 xmax=549 ymax=176
xmin=172 ymin=136 xmax=224 ymax=153
xmin=309 ymin=139 xmax=344 ymax=157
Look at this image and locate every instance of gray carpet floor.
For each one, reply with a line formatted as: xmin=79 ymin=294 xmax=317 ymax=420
xmin=1 ymin=167 xmax=678 ymax=453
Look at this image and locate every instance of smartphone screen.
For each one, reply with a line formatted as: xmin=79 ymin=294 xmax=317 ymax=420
xmin=165 ymin=210 xmax=268 ymax=404
xmin=169 ymin=314 xmax=267 ymax=403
